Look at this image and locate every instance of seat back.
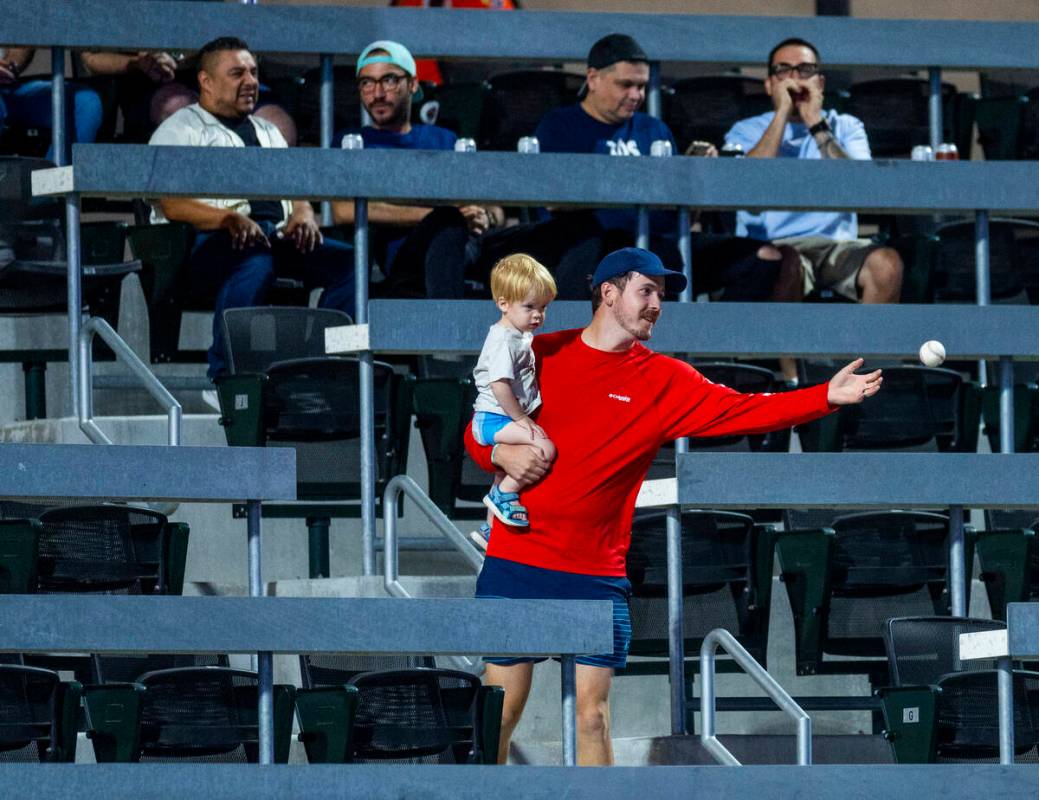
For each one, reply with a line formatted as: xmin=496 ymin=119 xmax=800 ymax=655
xmin=883 ymin=616 xmax=1006 ymax=686
xmin=34 ymin=505 xmax=171 ymax=595
xmin=666 ymin=75 xmax=772 ymax=152
xmin=300 ymin=653 xmax=436 ymax=690
xmin=0 ymin=665 xmax=63 ymax=763
xmin=296 ymin=65 xmax=362 ymax=146
xmin=627 ymin=510 xmax=769 ymax=666
xmin=845 ymin=78 xmax=961 ymax=158
xmin=934 ymin=669 xmax=1039 ymax=760
xmin=931 ymin=218 xmax=1031 ymax=303
xmin=137 ymin=667 xmax=282 ymax=763
xmin=93 ymin=654 xmax=230 ymax=684
xmin=479 ymin=70 xmax=584 ymax=151
xmin=824 ymin=512 xmax=956 ymax=660
xmin=261 ymin=357 xmax=405 ymax=499
xmin=348 ymin=668 xmax=482 ymax=764
xmin=221 ymin=306 xmax=354 ymax=375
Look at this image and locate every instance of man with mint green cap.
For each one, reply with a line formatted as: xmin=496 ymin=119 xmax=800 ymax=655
xmin=331 ymin=40 xmax=505 ymax=298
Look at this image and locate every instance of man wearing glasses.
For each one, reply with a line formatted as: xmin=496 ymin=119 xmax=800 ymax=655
xmin=724 ymin=37 xmax=903 ymax=305
xmin=331 ymin=41 xmax=504 ymax=299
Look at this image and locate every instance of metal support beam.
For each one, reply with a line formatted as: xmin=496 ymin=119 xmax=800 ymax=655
xmin=354 ymin=198 xmax=376 ymax=576
xmin=647 ymin=61 xmax=662 ymax=119
xmin=319 ymin=53 xmax=334 ymax=226
xmin=949 ymin=504 xmax=967 ymax=617
xmin=976 ymin=209 xmax=991 ymax=387
xmin=997 ymin=655 xmax=1014 ymax=764
xmin=678 ymin=208 xmax=692 ymax=301
xmin=928 ymin=67 xmax=942 ymax=151
xmin=666 ymin=502 xmax=686 ymax=735
xmin=246 ymin=499 xmax=274 ymax=765
xmin=51 ymin=47 xmax=66 ymax=166
xmin=637 ymin=207 xmax=650 ymax=249
xmin=1000 ymin=356 xmax=1015 ymax=453
xmin=561 ymin=654 xmax=577 ymax=766
xmin=21 ymin=361 xmax=47 ymax=420
xmin=65 ymin=192 xmax=81 ymax=420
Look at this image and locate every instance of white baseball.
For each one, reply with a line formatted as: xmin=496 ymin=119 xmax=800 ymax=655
xmin=919 ymin=340 xmax=946 ymax=367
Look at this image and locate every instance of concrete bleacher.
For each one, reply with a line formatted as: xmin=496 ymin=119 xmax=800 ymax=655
xmin=5 ymin=0 xmax=1039 ymax=788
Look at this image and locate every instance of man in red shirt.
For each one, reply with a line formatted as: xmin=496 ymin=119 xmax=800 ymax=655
xmin=464 ymin=247 xmax=882 ymax=765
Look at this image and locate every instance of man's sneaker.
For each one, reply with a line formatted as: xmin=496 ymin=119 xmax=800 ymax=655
xmin=482 ymin=484 xmax=529 ymax=528
xmin=201 ymin=389 xmax=221 ymax=412
xmin=469 ymin=523 xmax=491 ymax=552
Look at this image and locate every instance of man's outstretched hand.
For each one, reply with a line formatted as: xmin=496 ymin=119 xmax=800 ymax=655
xmin=827 ymin=359 xmax=883 ymax=406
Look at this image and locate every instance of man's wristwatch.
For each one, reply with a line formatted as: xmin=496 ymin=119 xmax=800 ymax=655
xmin=808 ymin=119 xmax=831 ymax=137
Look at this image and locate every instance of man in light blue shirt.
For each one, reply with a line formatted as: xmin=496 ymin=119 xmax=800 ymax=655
xmin=725 ymin=38 xmax=902 ymax=304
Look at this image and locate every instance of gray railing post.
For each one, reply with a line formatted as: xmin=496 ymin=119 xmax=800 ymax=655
xmin=999 ymin=357 xmax=1015 ymax=453
xmin=666 ymin=503 xmax=686 ymax=735
xmin=247 ymin=499 xmax=274 ymax=764
xmin=51 ymin=47 xmax=66 ymax=166
xmin=998 ymin=655 xmax=1015 ymax=764
xmin=65 ymin=192 xmax=82 ymax=420
xmin=320 ymin=54 xmax=334 ymax=226
xmin=678 ymin=208 xmax=692 ymax=301
xmin=561 ymin=654 xmax=577 ymax=766
xmin=928 ymin=67 xmax=942 ymax=151
xmin=976 ymin=209 xmax=991 ymax=387
xmin=354 ymin=197 xmax=376 ymax=575
xmin=949 ymin=504 xmax=967 ymax=617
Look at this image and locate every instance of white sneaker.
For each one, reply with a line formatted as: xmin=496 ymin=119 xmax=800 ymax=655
xmin=201 ymin=389 xmax=220 ymax=412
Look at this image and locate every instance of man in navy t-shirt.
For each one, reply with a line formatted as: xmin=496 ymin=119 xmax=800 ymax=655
xmin=331 ymin=40 xmax=504 ymax=298
xmin=531 ymin=34 xmax=785 ymax=303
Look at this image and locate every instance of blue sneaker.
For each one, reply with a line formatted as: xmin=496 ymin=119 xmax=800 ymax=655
xmin=483 ymin=484 xmax=529 ymax=528
xmin=469 ymin=523 xmax=491 ymax=552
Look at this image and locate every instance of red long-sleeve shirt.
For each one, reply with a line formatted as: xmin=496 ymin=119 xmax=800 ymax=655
xmin=465 ymin=328 xmax=835 ymax=576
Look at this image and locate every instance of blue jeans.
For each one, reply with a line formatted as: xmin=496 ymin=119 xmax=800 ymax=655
xmin=189 ymin=221 xmax=355 ymax=377
xmin=0 ymin=80 xmax=104 ymax=161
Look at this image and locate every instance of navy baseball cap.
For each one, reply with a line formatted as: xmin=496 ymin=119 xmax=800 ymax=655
xmin=592 ymin=247 xmax=687 ymax=293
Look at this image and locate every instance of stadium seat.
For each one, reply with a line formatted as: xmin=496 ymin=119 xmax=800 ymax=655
xmin=665 ymin=75 xmax=773 ymax=153
xmin=478 ymin=70 xmax=584 ymax=152
xmin=927 ymin=218 xmax=1039 ymax=304
xmin=215 ymin=307 xmax=412 ymax=574
xmin=877 ymin=616 xmax=1039 ymax=763
xmin=976 ymin=511 xmax=1039 ymax=621
xmin=975 ymin=95 xmax=1030 ymax=160
xmin=798 ymin=364 xmax=980 ymax=453
xmin=1 ymin=156 xmax=140 ymax=416
xmin=0 ymin=665 xmax=81 ymax=763
xmin=619 ymin=509 xmax=777 ymax=732
xmin=844 ymin=78 xmax=974 ymax=159
xmin=777 ymin=510 xmax=970 ymax=688
xmin=126 ymin=667 xmax=295 ymax=763
xmin=295 ymin=65 xmax=362 ymax=147
xmin=345 ymin=668 xmax=502 ymax=764
xmin=424 ymin=81 xmax=488 ymax=140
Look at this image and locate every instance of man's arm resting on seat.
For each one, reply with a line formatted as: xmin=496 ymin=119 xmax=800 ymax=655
xmin=463 ymin=425 xmax=550 ymax=484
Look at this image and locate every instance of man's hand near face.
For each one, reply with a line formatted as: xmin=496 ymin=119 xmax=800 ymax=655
xmin=794 ymin=80 xmax=825 ymax=128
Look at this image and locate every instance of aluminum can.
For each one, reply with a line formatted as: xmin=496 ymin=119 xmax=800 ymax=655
xmin=720 ymin=142 xmax=744 ymax=158
xmin=910 ymin=145 xmax=933 ymax=161
xmin=517 ymin=136 xmax=540 ymax=154
xmin=935 ymin=143 xmax=959 ymax=161
xmin=649 ymin=139 xmax=673 ymax=157
xmin=454 ymin=138 xmax=477 ymax=153
xmin=341 ymin=133 xmax=364 ymax=151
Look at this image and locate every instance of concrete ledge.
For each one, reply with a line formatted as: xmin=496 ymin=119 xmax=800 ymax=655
xmin=1 ymin=763 xmax=1036 ymax=800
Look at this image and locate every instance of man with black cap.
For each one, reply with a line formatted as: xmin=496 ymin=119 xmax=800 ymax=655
xmin=532 ymin=34 xmax=787 ymax=302
xmin=464 ymin=247 xmax=883 ymax=764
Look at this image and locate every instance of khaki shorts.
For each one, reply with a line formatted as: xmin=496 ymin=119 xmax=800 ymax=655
xmin=776 ymin=235 xmax=882 ymax=301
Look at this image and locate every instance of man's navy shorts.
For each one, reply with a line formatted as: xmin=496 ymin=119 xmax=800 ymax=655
xmin=475 ymin=555 xmax=632 ymax=670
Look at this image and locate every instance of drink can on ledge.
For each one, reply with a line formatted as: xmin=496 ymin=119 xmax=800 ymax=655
xmin=720 ymin=142 xmax=744 ymax=158
xmin=911 ymin=144 xmax=933 ymax=161
xmin=935 ymin=143 xmax=959 ymax=161
xmin=341 ymin=133 xmax=364 ymax=150
xmin=454 ymin=138 xmax=477 ymax=153
xmin=517 ymin=136 xmax=540 ymax=154
xmin=650 ymin=139 xmax=673 ymax=157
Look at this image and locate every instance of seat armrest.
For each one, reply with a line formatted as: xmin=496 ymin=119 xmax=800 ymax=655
xmin=81 ymin=682 xmax=144 ymax=763
xmin=876 ymin=684 xmax=939 ymax=764
xmin=473 ymin=685 xmax=504 ymax=765
xmin=0 ymin=519 xmax=41 ymax=593
xmin=294 ymin=685 xmax=359 ymax=764
xmin=214 ymin=373 xmax=268 ymax=446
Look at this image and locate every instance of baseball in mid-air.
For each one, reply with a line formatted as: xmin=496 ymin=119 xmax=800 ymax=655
xmin=919 ymin=340 xmax=946 ymax=367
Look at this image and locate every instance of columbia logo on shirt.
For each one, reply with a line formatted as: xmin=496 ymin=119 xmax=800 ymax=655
xmin=608 ymin=393 xmax=632 ymax=403
xmin=605 ymin=140 xmax=641 ymax=156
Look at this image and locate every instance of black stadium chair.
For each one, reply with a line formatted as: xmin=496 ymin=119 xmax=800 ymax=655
xmin=927 ymin=218 xmax=1038 ymax=304
xmin=778 ymin=510 xmax=969 ymax=689
xmin=878 ymin=616 xmax=1039 ymax=763
xmin=976 ymin=511 xmax=1039 ymax=621
xmin=0 ymin=665 xmax=81 ymax=763
xmin=665 ymin=75 xmax=772 ymax=153
xmin=347 ymin=668 xmax=502 ymax=765
xmin=478 ymin=70 xmax=584 ymax=152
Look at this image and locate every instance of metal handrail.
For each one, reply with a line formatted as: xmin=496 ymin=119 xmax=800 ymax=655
xmin=79 ymin=316 xmax=181 ymax=446
xmin=382 ymin=474 xmax=483 ymax=599
xmin=700 ymin=628 xmax=812 ymax=766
